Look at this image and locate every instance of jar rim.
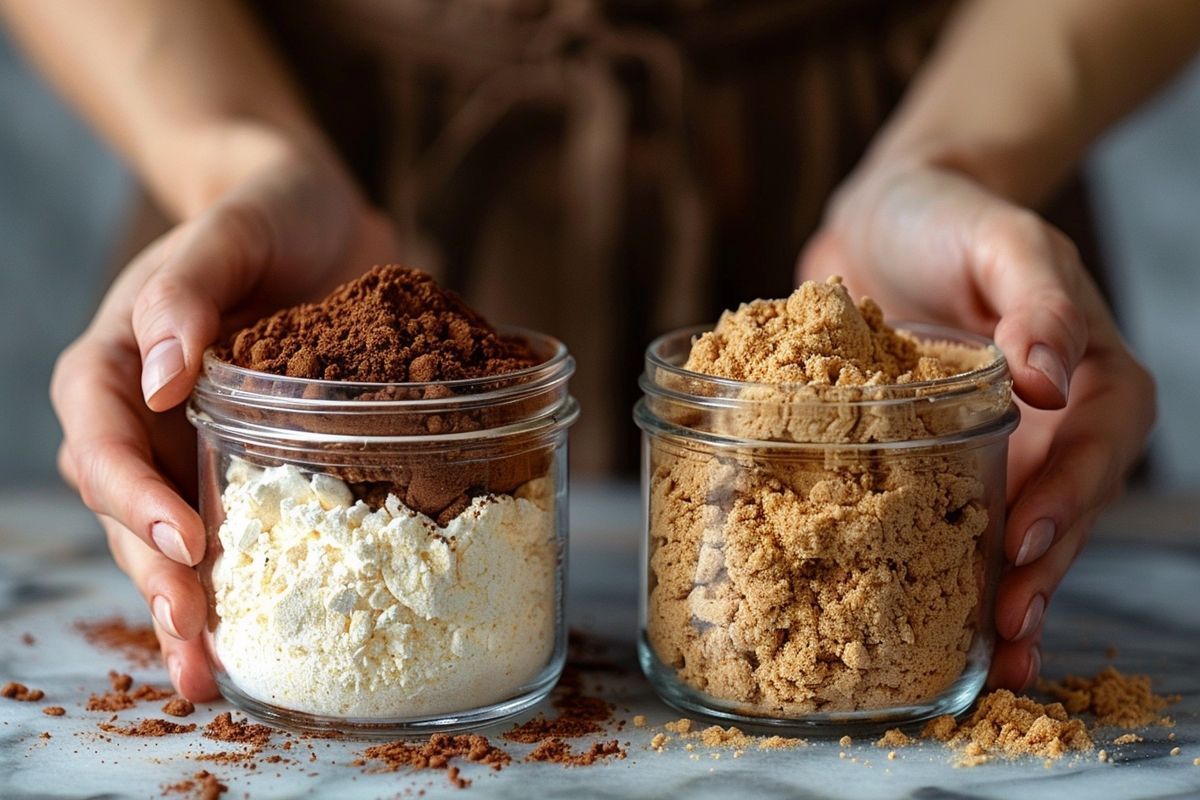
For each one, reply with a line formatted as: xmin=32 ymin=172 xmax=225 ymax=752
xmin=194 ymin=326 xmax=572 ymax=409
xmin=642 ymin=321 xmax=1009 ymax=402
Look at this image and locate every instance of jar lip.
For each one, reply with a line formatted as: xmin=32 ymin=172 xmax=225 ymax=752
xmin=195 ymin=326 xmax=572 ymax=408
xmin=643 ymin=321 xmax=1009 ymax=403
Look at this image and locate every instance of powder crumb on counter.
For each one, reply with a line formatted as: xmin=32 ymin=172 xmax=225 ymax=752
xmin=100 ymin=718 xmax=197 ymax=737
xmin=503 ymin=664 xmax=612 ymax=744
xmin=109 ymin=671 xmax=133 ymax=692
xmin=1037 ymin=666 xmax=1178 ymax=728
xmin=1098 ymin=750 xmax=1109 ymax=763
xmin=876 ymin=729 xmax=913 ymax=748
xmin=887 ymin=751 xmax=897 ymax=761
xmin=162 ymin=770 xmax=227 ymax=799
xmin=20 ymin=633 xmax=34 ymax=646
xmin=921 ymin=689 xmax=1092 ymax=762
xmin=632 ymin=715 xmax=646 ymax=728
xmin=1112 ymin=733 xmax=1143 ymax=745
xmin=1 ymin=682 xmax=44 ymax=702
xmin=1193 ymin=757 xmax=1200 ymax=766
xmin=839 ymin=735 xmax=853 ymax=747
xmin=1171 ymin=747 xmax=1182 ymax=757
xmin=163 ymin=698 xmax=196 ymax=718
xmin=664 ymin=719 xmax=693 ymax=735
xmin=525 ymin=738 xmax=625 ymax=766
xmin=650 ymin=733 xmax=668 ymax=752
xmin=202 ymin=712 xmax=273 ymax=748
xmin=355 ymin=733 xmax=511 ymax=788
xmin=42 ymin=706 xmax=65 ymax=717
xmin=87 ymin=680 xmax=173 ymax=712
xmin=75 ymin=618 xmax=160 ymax=667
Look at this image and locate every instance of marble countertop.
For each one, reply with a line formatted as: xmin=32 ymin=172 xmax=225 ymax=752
xmin=1 ymin=482 xmax=1198 ymax=799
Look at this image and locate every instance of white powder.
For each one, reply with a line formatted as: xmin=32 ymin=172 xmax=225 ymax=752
xmin=210 ymin=459 xmax=558 ymax=718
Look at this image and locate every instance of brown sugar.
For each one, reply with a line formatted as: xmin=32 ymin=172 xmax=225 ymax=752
xmin=526 ymin=738 xmax=625 ymax=766
xmin=356 ymin=733 xmax=511 ymax=788
xmin=922 ymin=689 xmax=1092 ymax=761
xmin=213 ymin=265 xmax=550 ymax=524
xmin=877 ymin=728 xmax=914 ymax=748
xmin=1 ymin=682 xmax=44 ymax=702
xmin=76 ymin=618 xmax=160 ymax=667
xmin=99 ymin=718 xmax=197 ymax=736
xmin=646 ymin=277 xmax=1000 ymax=714
xmin=1038 ymin=666 xmax=1178 ymax=728
xmin=163 ymin=698 xmax=196 ymax=718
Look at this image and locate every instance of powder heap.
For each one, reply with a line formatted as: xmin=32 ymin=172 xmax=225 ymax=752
xmin=162 ymin=770 xmax=227 ymax=800
xmin=221 ymin=265 xmax=539 ymax=382
xmin=87 ymin=671 xmax=174 ymax=712
xmin=922 ymin=690 xmax=1092 ymax=764
xmin=685 ymin=277 xmax=952 ymax=385
xmin=525 ymin=739 xmax=625 ymax=766
xmin=203 ymin=712 xmax=274 ymax=748
xmin=355 ymin=734 xmax=512 ymax=788
xmin=503 ymin=661 xmax=613 ymax=743
xmin=99 ymin=718 xmax=198 ymax=737
xmin=1 ymin=682 xmax=44 ymax=702
xmin=649 ymin=718 xmax=806 ymax=753
xmin=1038 ymin=666 xmax=1179 ymax=728
xmin=646 ymin=277 xmax=1003 ymax=715
xmin=76 ymin=618 xmax=160 ymax=667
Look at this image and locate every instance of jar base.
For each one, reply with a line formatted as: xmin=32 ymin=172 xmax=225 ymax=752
xmin=212 ymin=654 xmax=564 ymax=739
xmin=638 ymin=632 xmax=988 ymax=737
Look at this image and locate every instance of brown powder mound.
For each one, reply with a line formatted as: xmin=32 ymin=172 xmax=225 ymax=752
xmin=42 ymin=706 xmax=65 ymax=716
xmin=163 ymin=770 xmax=227 ymax=799
xmin=877 ymin=728 xmax=914 ymax=748
xmin=1038 ymin=666 xmax=1179 ymax=728
xmin=922 ymin=689 xmax=1092 ymax=762
xmin=87 ymin=679 xmax=174 ymax=712
xmin=504 ymin=663 xmax=613 ymax=743
xmin=356 ymin=733 xmax=512 ymax=788
xmin=76 ymin=618 xmax=160 ymax=667
xmin=220 ymin=265 xmax=539 ymax=383
xmin=684 ymin=277 xmax=953 ymax=386
xmin=651 ymin=719 xmax=806 ymax=753
xmin=1 ymin=682 xmax=44 ymax=702
xmin=526 ymin=738 xmax=626 ymax=766
xmin=162 ymin=698 xmax=196 ymax=718
xmin=203 ymin=712 xmax=274 ymax=748
xmin=100 ymin=718 xmax=197 ymax=737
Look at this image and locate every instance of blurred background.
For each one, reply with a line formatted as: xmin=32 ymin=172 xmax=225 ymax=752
xmin=1 ymin=12 xmax=1198 ymax=492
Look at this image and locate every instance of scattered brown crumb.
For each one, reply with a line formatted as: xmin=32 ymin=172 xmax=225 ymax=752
xmin=42 ymin=706 xmax=65 ymax=717
xmin=876 ymin=729 xmax=913 ymax=748
xmin=99 ymin=718 xmax=196 ymax=737
xmin=1171 ymin=747 xmax=1182 ymax=757
xmin=503 ymin=666 xmax=611 ymax=743
xmin=20 ymin=633 xmax=34 ymax=646
xmin=203 ymin=712 xmax=273 ymax=748
xmin=1112 ymin=733 xmax=1143 ymax=745
xmin=1037 ymin=666 xmax=1178 ymax=728
xmin=1 ymin=682 xmax=44 ymax=702
xmin=839 ymin=735 xmax=853 ymax=747
xmin=87 ymin=680 xmax=173 ymax=712
xmin=163 ymin=698 xmax=195 ymax=718
xmin=632 ymin=715 xmax=646 ymax=728
xmin=39 ymin=731 xmax=51 ymax=740
xmin=75 ymin=618 xmax=160 ymax=667
xmin=887 ymin=751 xmax=897 ymax=760
xmin=665 ymin=719 xmax=693 ymax=735
xmin=922 ymin=689 xmax=1092 ymax=762
xmin=357 ymin=734 xmax=511 ymax=788
xmin=1098 ymin=749 xmax=1110 ymax=763
xmin=109 ymin=671 xmax=133 ymax=692
xmin=1193 ymin=757 xmax=1200 ymax=766
xmin=650 ymin=733 xmax=668 ymax=752
xmin=163 ymin=770 xmax=227 ymax=799
xmin=526 ymin=738 xmax=625 ymax=766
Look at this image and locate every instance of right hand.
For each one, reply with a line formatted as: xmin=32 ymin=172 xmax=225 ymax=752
xmin=50 ymin=136 xmax=396 ymax=699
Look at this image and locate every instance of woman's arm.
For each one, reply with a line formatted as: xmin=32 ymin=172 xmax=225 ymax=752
xmin=0 ymin=0 xmax=328 ymax=219
xmin=867 ymin=0 xmax=1200 ymax=206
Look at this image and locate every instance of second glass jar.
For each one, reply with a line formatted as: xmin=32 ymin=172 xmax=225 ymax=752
xmin=634 ymin=323 xmax=1019 ymax=733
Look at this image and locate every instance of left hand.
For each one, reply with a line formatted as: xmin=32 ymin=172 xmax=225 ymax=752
xmin=798 ymin=163 xmax=1156 ymax=691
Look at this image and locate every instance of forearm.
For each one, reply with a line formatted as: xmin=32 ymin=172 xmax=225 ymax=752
xmin=0 ymin=0 xmax=330 ymax=219
xmin=863 ymin=0 xmax=1200 ymax=206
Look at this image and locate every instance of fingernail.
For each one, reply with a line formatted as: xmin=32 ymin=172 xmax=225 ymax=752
xmin=152 ymin=522 xmax=194 ymax=566
xmin=167 ymin=653 xmax=182 ymax=690
xmin=152 ymin=595 xmax=182 ymax=639
xmin=1025 ymin=644 xmax=1042 ymax=690
xmin=1028 ymin=343 xmax=1069 ymax=402
xmin=1015 ymin=518 xmax=1056 ymax=566
xmin=1016 ymin=593 xmax=1046 ymax=640
xmin=141 ymin=338 xmax=185 ymax=403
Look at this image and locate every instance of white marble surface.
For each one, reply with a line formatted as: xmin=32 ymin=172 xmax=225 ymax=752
xmin=1 ymin=483 xmax=1199 ymax=799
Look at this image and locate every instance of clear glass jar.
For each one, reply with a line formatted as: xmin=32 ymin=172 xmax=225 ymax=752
xmin=634 ymin=323 xmax=1019 ymax=734
xmin=187 ymin=329 xmax=577 ymax=736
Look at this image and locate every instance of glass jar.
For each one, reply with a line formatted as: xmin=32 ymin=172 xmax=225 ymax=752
xmin=187 ymin=329 xmax=577 ymax=735
xmin=634 ymin=323 xmax=1019 ymax=733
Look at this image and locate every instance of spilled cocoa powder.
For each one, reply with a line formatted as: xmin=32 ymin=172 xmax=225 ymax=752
xmin=1 ymin=682 xmax=44 ymax=702
xmin=525 ymin=738 xmax=625 ymax=766
xmin=76 ymin=618 xmax=160 ymax=667
xmin=212 ymin=265 xmax=553 ymax=525
xmin=87 ymin=672 xmax=174 ymax=712
xmin=163 ymin=698 xmax=196 ymax=718
xmin=162 ymin=770 xmax=227 ymax=799
xmin=99 ymin=718 xmax=197 ymax=737
xmin=503 ymin=640 xmax=614 ymax=744
xmin=354 ymin=734 xmax=512 ymax=788
xmin=203 ymin=712 xmax=274 ymax=748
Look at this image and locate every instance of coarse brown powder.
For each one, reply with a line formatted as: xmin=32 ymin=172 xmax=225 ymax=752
xmin=1 ymin=682 xmax=44 ymax=702
xmin=525 ymin=738 xmax=626 ymax=766
xmin=203 ymin=712 xmax=274 ymax=748
xmin=922 ymin=690 xmax=1093 ymax=763
xmin=162 ymin=770 xmax=227 ymax=799
xmin=355 ymin=733 xmax=512 ymax=788
xmin=163 ymin=698 xmax=196 ymax=718
xmin=503 ymin=663 xmax=612 ymax=743
xmin=42 ymin=706 xmax=65 ymax=716
xmin=1037 ymin=666 xmax=1179 ymax=728
xmin=76 ymin=618 xmax=160 ymax=667
xmin=99 ymin=718 xmax=197 ymax=737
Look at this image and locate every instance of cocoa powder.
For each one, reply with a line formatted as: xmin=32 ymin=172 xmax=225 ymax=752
xmin=99 ymin=718 xmax=197 ymax=736
xmin=213 ymin=265 xmax=552 ymax=524
xmin=76 ymin=618 xmax=160 ymax=667
xmin=203 ymin=712 xmax=274 ymax=748
xmin=355 ymin=733 xmax=512 ymax=788
xmin=163 ymin=698 xmax=196 ymax=718
xmin=1 ymin=682 xmax=44 ymax=702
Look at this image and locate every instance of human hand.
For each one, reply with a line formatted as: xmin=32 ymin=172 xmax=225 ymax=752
xmin=51 ymin=135 xmax=396 ymax=700
xmin=798 ymin=164 xmax=1155 ymax=691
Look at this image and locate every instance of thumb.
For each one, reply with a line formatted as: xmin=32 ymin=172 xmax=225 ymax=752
xmin=132 ymin=204 xmax=272 ymax=411
xmin=971 ymin=210 xmax=1090 ymax=410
